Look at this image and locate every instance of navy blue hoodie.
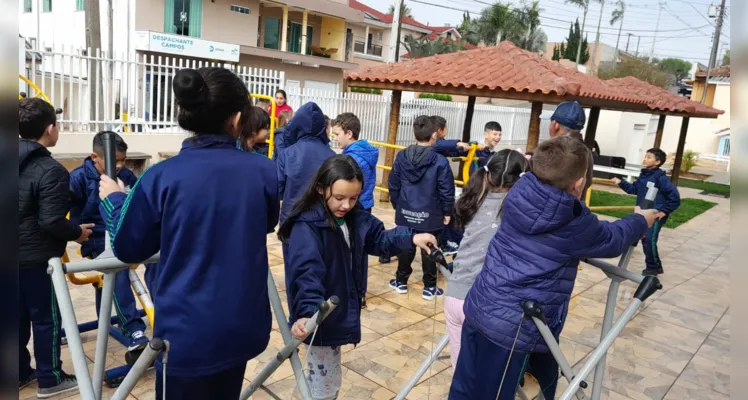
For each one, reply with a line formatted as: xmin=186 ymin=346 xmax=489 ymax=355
xmin=99 ymin=134 xmax=279 ymax=377
xmin=277 ymin=102 xmax=335 ymax=222
xmin=618 ymin=167 xmax=681 ymax=215
xmin=284 ymin=205 xmax=413 ymax=346
xmin=69 ymin=157 xmax=138 ymax=258
xmin=389 ymin=145 xmax=455 ymax=232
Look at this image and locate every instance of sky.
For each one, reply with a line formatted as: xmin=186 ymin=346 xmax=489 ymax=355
xmin=357 ymin=0 xmax=731 ymax=66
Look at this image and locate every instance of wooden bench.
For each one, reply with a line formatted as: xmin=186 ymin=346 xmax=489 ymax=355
xmin=53 ymin=152 xmax=152 ymax=176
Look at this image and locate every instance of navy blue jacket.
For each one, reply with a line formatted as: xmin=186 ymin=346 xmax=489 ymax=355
xmin=99 ymin=134 xmax=279 ymax=377
xmin=277 ymin=102 xmax=335 ymax=222
xmin=343 ymin=140 xmax=379 ymax=210
xmin=434 ymin=138 xmax=463 ymax=157
xmin=464 ymin=173 xmax=648 ymax=353
xmin=272 ymin=126 xmax=289 ymax=161
xmin=469 ymin=148 xmax=495 ymax=176
xmin=69 ymin=158 xmax=138 ymax=258
xmin=389 ymin=145 xmax=455 ymax=232
xmin=285 ymin=205 xmax=413 ymax=346
xmin=618 ymin=167 xmax=681 ymax=215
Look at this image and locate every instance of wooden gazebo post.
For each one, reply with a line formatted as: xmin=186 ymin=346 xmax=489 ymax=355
xmin=670 ymin=116 xmax=690 ymax=186
xmin=527 ymin=102 xmax=543 ymax=152
xmin=462 ymin=96 xmax=476 ymax=143
xmin=653 ymin=114 xmax=666 ymax=148
xmin=584 ymin=107 xmax=601 ymax=149
xmin=379 ymin=90 xmax=402 ymax=202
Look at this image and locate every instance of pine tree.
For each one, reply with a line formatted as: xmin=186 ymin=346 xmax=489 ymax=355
xmin=581 ymin=35 xmax=591 ymax=65
xmin=559 ymin=18 xmax=589 ymax=63
xmin=560 ymin=42 xmax=566 ymax=59
xmin=552 ymin=44 xmax=560 ymax=60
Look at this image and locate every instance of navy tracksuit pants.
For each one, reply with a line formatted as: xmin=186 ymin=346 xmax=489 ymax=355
xmin=19 ymin=266 xmax=65 ymax=388
xmin=642 ymin=217 xmax=667 ymax=271
xmin=155 ymin=363 xmax=246 ymax=400
xmin=87 ymin=251 xmax=146 ymax=338
xmin=449 ymin=320 xmax=559 ymax=400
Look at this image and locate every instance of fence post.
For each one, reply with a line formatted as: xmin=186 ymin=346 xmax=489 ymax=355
xmin=379 ymin=90 xmax=402 ymax=202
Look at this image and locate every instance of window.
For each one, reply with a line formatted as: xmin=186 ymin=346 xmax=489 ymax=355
xmin=377 ymin=31 xmax=383 ymax=41
xmin=24 ymin=0 xmax=31 ymax=12
xmin=367 ymin=33 xmax=373 ymax=50
xmin=164 ymin=0 xmax=202 ymax=37
xmin=43 ymin=0 xmax=51 ymax=12
xmin=230 ymin=5 xmax=250 ymax=15
xmin=287 ymin=23 xmax=312 ymax=55
xmin=263 ymin=17 xmax=281 ymax=49
xmin=354 ymin=41 xmax=365 ymax=53
xmin=76 ymin=0 xmax=84 ymax=11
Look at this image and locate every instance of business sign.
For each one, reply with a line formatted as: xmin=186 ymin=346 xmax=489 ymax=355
xmin=135 ymin=31 xmax=240 ymax=62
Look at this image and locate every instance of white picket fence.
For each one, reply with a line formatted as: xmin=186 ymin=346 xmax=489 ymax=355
xmin=287 ymin=88 xmax=549 ymax=146
xmin=20 ymin=45 xmax=285 ymax=133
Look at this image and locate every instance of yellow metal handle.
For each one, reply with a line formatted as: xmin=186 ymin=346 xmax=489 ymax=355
xmin=18 ymin=75 xmax=51 ymax=103
xmin=249 ymin=94 xmax=277 ymax=159
xmin=462 ymin=144 xmax=479 ymax=185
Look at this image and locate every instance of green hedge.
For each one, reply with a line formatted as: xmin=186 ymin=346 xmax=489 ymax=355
xmin=350 ymin=87 xmax=383 ymax=95
xmin=418 ymin=93 xmax=453 ymax=101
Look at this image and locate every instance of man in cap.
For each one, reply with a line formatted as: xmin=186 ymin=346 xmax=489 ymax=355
xmin=549 ymin=101 xmax=594 ymax=193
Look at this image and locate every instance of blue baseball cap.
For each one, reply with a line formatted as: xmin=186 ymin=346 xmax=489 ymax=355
xmin=551 ymin=101 xmax=586 ymax=130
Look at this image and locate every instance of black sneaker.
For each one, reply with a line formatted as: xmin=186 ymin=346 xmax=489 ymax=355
xmin=37 ymin=372 xmax=78 ymax=399
xmin=19 ymin=369 xmax=36 ymax=390
xmin=642 ymin=268 xmax=664 ymax=276
xmin=379 ymin=256 xmax=392 ymax=264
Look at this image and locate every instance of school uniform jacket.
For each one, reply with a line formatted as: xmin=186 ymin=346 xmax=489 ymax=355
xmin=284 ymin=206 xmax=413 ymax=347
xmin=464 ymin=173 xmax=648 ymax=353
xmin=389 ymin=145 xmax=455 ymax=232
xmin=69 ymin=157 xmax=138 ymax=258
xmin=618 ymin=167 xmax=681 ymax=215
xmin=277 ymin=102 xmax=335 ymax=223
xmin=99 ymin=134 xmax=280 ymax=377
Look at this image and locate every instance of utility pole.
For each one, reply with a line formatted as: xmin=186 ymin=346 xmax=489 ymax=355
xmin=635 ymin=35 xmax=640 ymax=57
xmin=591 ymin=0 xmax=606 ymax=75
xmin=85 ymin=0 xmax=104 ymax=131
xmin=388 ymin=0 xmax=404 ymax=62
xmin=625 ymin=33 xmax=632 ymax=54
xmin=36 ymin=0 xmax=41 ymax=48
xmin=575 ymin=1 xmax=589 ymax=66
xmin=701 ymin=0 xmax=726 ymax=103
xmin=648 ymin=2 xmax=664 ymax=63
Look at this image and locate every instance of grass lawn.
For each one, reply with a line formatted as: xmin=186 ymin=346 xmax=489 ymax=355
xmin=678 ymin=178 xmax=730 ymax=196
xmin=589 ymin=190 xmax=717 ymax=228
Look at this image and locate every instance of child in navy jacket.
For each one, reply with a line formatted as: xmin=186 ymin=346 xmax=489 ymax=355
xmin=98 ymin=68 xmax=280 ymax=400
xmin=614 ymin=147 xmax=681 ymax=276
xmin=388 ymin=115 xmax=455 ymax=300
xmin=69 ymin=132 xmax=148 ymax=351
xmin=279 ymin=155 xmax=437 ymax=399
xmin=449 ymin=137 xmax=663 ymax=400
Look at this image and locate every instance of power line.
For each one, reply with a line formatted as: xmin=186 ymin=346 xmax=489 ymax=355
xmin=539 ymin=12 xmax=710 ymax=33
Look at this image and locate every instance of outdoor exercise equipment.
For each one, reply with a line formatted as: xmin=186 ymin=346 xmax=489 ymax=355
xmin=250 ymin=93 xmax=277 ymax=159
xmin=396 ymin=184 xmax=663 ymax=400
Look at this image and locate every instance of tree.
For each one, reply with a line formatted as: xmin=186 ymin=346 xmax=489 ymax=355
xmin=658 ymin=58 xmax=692 ymax=81
xmin=458 ymin=11 xmax=480 ymax=45
xmin=552 ymin=44 xmax=561 ymax=60
xmin=722 ymin=49 xmax=730 ymax=65
xmin=515 ymin=1 xmax=545 ymax=52
xmin=402 ymin=34 xmax=464 ymax=58
xmin=598 ymin=57 xmax=672 ymax=88
xmin=388 ymin=3 xmax=413 ymax=18
xmin=610 ymin=1 xmax=626 ymax=57
xmin=565 ymin=0 xmax=595 ymax=64
xmin=560 ymin=19 xmax=590 ymax=64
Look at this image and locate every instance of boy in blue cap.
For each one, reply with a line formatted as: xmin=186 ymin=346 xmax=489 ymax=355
xmin=614 ymin=148 xmax=680 ymax=276
xmin=69 ymin=131 xmax=149 ymax=351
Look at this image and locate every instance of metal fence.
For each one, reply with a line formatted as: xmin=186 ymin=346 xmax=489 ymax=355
xmin=21 ymin=46 xmax=285 ymax=133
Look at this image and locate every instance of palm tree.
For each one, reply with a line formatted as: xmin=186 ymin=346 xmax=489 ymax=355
xmin=477 ymin=3 xmax=517 ymax=45
xmin=388 ymin=2 xmax=413 ymax=18
xmin=516 ymin=1 xmax=543 ymax=51
xmin=610 ymin=1 xmax=626 ymax=57
xmin=565 ymin=0 xmax=593 ymax=65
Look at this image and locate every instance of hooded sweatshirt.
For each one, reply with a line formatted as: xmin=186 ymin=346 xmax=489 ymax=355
xmin=277 ymin=102 xmax=335 ymax=223
xmin=343 ymin=140 xmax=379 ymax=209
xmin=389 ymin=145 xmax=455 ymax=232
xmin=464 ymin=173 xmax=648 ymax=353
xmin=618 ymin=167 xmax=680 ymax=215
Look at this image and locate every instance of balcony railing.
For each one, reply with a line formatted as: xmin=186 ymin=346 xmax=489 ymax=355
xmin=354 ymin=41 xmax=383 ymax=57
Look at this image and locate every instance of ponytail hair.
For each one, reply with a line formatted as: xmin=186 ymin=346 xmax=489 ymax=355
xmin=454 ymin=149 xmax=529 ymax=230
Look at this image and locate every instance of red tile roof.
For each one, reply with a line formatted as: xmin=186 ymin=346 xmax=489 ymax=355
xmin=429 ymin=26 xmax=455 ymax=33
xmin=695 ymin=65 xmax=730 ymax=78
xmin=348 ymin=0 xmax=433 ymax=30
xmin=605 ymin=76 xmax=723 ymax=117
xmin=346 ymin=41 xmax=723 ymax=117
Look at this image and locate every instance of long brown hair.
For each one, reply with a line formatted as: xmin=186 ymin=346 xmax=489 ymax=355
xmin=278 ymin=110 xmax=293 ymax=128
xmin=454 ymin=149 xmax=529 ymax=230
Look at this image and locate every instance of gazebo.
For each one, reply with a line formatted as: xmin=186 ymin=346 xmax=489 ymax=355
xmin=345 ymin=41 xmax=723 ymax=190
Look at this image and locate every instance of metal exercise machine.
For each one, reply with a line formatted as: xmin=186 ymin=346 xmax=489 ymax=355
xmin=396 ymin=183 xmax=663 ymax=400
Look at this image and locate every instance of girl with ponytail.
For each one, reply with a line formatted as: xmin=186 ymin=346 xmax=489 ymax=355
xmin=444 ymin=149 xmax=529 ymax=370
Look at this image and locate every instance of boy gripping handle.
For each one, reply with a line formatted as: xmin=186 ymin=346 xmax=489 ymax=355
xmin=449 ymin=136 xmax=663 ymax=400
xmin=614 ymin=148 xmax=680 ymax=276
xmin=388 ymin=115 xmax=455 ymax=301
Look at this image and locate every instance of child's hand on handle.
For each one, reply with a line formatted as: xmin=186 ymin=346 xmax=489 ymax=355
xmin=443 ymin=216 xmax=451 ymax=225
xmin=413 ymin=233 xmax=439 ymax=254
xmin=456 ymin=142 xmax=470 ymax=151
xmin=635 ymin=207 xmax=664 ymax=228
xmin=75 ymin=223 xmax=95 ymax=244
xmin=99 ymin=175 xmax=126 ymax=200
xmin=291 ymin=318 xmax=310 ymax=340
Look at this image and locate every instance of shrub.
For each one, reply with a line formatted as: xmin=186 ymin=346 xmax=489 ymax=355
xmin=350 ymin=87 xmax=383 ymax=95
xmin=681 ymin=150 xmax=699 ymax=174
xmin=418 ymin=93 xmax=453 ymax=101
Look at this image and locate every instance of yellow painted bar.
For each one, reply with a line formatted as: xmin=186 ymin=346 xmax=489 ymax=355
xmin=250 ymin=93 xmax=277 ymax=159
xmin=374 ymin=186 xmax=390 ymax=193
xmin=19 ymin=75 xmax=51 ymax=103
xmin=584 ymin=186 xmax=592 ymax=206
xmin=461 ymin=144 xmax=478 ymax=184
xmin=369 ymin=140 xmax=405 ymax=151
